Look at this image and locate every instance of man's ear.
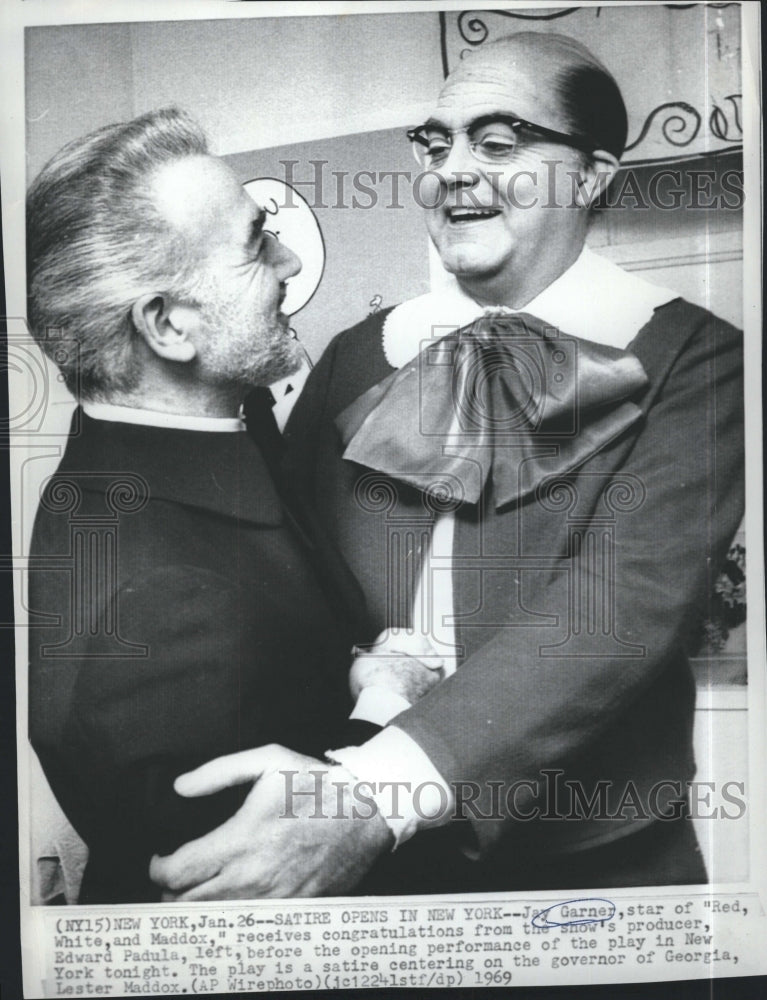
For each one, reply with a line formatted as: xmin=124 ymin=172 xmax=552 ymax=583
xmin=131 ymin=293 xmax=197 ymax=363
xmin=573 ymin=150 xmax=620 ymax=208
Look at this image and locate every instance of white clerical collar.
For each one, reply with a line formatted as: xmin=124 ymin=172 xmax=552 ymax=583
xmin=382 ymin=247 xmax=678 ymax=370
xmin=82 ymin=401 xmax=246 ymax=432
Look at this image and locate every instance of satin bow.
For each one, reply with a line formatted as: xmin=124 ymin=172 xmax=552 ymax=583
xmin=336 ymin=312 xmax=649 ymax=509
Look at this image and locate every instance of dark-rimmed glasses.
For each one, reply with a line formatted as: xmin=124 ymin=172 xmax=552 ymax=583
xmin=407 ymin=114 xmax=594 ymax=169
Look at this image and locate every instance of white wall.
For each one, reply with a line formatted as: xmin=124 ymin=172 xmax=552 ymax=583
xmin=25 ymin=23 xmax=134 ymax=179
xmin=26 ymin=13 xmax=443 ymax=179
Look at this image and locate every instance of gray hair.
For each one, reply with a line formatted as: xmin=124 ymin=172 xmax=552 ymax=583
xmin=26 ymin=107 xmax=210 ymax=400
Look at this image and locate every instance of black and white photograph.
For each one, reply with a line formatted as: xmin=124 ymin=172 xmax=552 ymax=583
xmin=1 ymin=1 xmax=764 ymax=996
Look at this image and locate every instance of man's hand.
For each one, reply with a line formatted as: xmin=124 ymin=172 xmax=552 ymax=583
xmin=350 ymin=629 xmax=444 ymax=703
xmin=149 ymin=745 xmax=392 ymax=900
xmin=349 ymin=652 xmax=443 ymax=702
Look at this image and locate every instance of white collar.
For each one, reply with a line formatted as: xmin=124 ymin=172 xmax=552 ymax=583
xmin=383 ymin=248 xmax=677 ymax=370
xmin=82 ymin=401 xmax=246 ymax=433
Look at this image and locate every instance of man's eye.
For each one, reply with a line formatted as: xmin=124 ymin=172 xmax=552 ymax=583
xmin=249 ymin=231 xmax=278 ymax=263
xmin=476 ymin=135 xmax=516 ymax=160
xmin=424 ymin=136 xmax=451 ymax=161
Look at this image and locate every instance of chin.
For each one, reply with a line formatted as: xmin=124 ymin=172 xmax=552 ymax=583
xmin=266 ymin=340 xmax=304 ymax=383
xmin=436 ymin=241 xmax=507 ymax=279
xmin=242 ymin=359 xmax=300 ymax=390
xmin=226 ymin=335 xmax=302 ymax=390
xmin=441 ymin=252 xmax=504 ymax=282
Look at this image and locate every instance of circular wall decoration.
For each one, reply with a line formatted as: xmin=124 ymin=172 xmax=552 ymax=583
xmin=243 ymin=177 xmax=325 ymax=316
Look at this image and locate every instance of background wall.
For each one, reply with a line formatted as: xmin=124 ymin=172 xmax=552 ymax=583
xmin=226 ymin=129 xmax=430 ymax=360
xmin=25 ymin=13 xmax=443 ymax=176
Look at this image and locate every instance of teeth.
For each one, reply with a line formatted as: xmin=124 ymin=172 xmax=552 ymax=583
xmin=448 ymin=208 xmax=500 ymax=219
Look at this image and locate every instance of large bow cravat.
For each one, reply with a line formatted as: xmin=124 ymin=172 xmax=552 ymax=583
xmin=336 ymin=312 xmax=649 ymax=508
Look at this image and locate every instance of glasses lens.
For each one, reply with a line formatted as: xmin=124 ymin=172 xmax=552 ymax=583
xmin=410 ymin=121 xmax=522 ymax=168
xmin=471 ymin=122 xmax=518 ymax=163
xmin=411 ymin=128 xmax=451 ymax=168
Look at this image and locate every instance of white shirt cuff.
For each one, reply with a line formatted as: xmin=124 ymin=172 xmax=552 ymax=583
xmin=326 ymin=726 xmax=455 ymax=848
xmin=349 ymin=686 xmax=413 ymax=726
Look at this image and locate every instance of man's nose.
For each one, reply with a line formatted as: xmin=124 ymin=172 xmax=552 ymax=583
xmin=435 ymin=137 xmax=481 ymax=190
xmin=271 ymin=236 xmax=302 ymax=279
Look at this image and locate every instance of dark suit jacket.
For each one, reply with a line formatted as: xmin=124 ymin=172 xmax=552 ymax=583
xmin=283 ymin=298 xmax=744 ymax=884
xmin=28 ymin=412 xmax=361 ymax=902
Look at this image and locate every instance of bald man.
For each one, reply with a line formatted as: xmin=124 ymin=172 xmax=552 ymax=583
xmin=151 ymin=33 xmax=743 ymax=898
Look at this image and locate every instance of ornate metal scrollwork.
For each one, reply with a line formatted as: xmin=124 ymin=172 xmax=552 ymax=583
xmin=624 ymin=102 xmax=702 ymax=153
xmin=709 ymin=95 xmax=743 ymax=142
xmin=458 ymin=6 xmax=582 ymax=48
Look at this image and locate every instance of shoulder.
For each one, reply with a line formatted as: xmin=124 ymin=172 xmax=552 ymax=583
xmin=318 ymin=307 xmax=394 ymax=377
xmin=631 ymin=298 xmax=742 ymax=389
xmin=634 ymin=298 xmax=741 ymax=355
xmin=286 ymin=308 xmax=396 ymax=432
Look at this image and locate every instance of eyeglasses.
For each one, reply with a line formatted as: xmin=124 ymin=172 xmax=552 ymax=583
xmin=407 ymin=113 xmax=594 ymax=169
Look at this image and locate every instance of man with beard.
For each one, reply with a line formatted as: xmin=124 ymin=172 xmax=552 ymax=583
xmin=151 ymin=33 xmax=743 ymax=898
xmin=27 ymin=107 xmax=415 ymax=902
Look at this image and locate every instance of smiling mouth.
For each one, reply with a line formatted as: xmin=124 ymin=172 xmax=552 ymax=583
xmin=446 ymin=207 xmax=502 ymax=223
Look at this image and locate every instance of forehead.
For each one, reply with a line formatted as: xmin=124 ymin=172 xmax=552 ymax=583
xmin=432 ymin=48 xmax=566 ymax=131
xmin=151 ymin=155 xmax=257 ymax=254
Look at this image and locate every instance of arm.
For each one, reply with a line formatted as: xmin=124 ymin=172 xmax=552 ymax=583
xmin=391 ymin=309 xmax=744 ymax=849
xmin=148 ymin=632 xmax=445 ymax=900
xmin=150 ymin=308 xmax=744 ymax=895
xmin=31 ymin=565 xmax=258 ymax=901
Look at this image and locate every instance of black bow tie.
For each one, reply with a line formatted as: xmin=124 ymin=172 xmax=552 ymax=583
xmin=336 ymin=312 xmax=649 ymax=508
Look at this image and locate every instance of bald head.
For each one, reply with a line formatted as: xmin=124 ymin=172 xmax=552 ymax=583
xmin=150 ymin=154 xmax=252 ymax=263
xmin=439 ymin=32 xmax=627 ymax=159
